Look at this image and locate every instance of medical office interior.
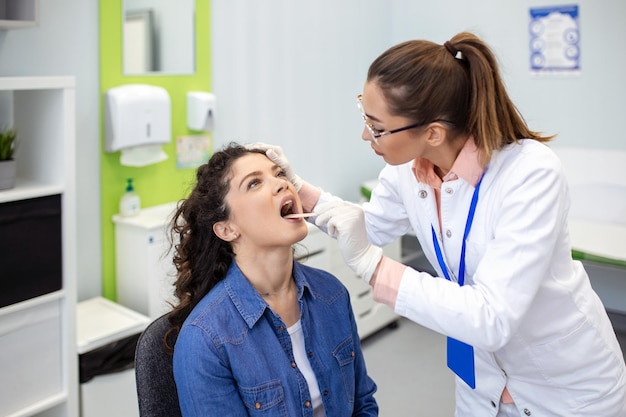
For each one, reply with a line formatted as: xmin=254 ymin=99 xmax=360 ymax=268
xmin=0 ymin=0 xmax=624 ymax=416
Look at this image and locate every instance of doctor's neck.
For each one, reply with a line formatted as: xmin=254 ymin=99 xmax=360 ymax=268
xmin=430 ymin=137 xmax=467 ymax=180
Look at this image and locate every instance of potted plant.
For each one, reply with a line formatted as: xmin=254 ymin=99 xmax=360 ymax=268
xmin=0 ymin=127 xmax=18 ymax=190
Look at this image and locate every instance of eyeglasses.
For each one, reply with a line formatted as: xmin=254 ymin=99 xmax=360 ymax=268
xmin=357 ymin=94 xmax=426 ymax=144
xmin=356 ymin=94 xmax=454 ymax=144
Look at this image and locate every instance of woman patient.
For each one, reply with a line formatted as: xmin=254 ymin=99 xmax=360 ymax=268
xmin=168 ymin=143 xmax=378 ymax=416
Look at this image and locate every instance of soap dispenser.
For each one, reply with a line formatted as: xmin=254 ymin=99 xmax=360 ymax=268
xmin=120 ymin=178 xmax=141 ymax=217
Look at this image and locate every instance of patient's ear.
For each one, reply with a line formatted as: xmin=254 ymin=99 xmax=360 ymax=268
xmin=213 ymin=221 xmax=239 ymax=242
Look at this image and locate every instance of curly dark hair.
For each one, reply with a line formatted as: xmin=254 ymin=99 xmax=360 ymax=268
xmin=164 ymin=143 xmax=266 ymax=351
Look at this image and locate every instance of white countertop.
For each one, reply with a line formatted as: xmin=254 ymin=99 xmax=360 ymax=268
xmin=76 ymin=297 xmax=151 ymax=354
xmin=569 ymin=219 xmax=626 ymax=263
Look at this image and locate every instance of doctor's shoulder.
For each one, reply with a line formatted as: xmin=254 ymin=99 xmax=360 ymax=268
xmin=492 ymin=139 xmax=564 ymax=180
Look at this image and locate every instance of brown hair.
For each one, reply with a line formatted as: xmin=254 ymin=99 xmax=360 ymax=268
xmin=367 ymin=32 xmax=554 ymax=165
xmin=164 ymin=143 xmax=266 ymax=352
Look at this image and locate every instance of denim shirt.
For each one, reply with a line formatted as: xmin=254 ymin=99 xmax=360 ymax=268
xmin=173 ymin=260 xmax=378 ymax=417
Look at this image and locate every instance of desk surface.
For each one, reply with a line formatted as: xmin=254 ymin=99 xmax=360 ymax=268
xmin=76 ymin=297 xmax=151 ymax=354
xmin=569 ymin=219 xmax=626 ymax=264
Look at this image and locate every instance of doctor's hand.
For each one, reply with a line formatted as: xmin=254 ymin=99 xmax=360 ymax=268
xmin=245 ymin=142 xmax=303 ymax=191
xmin=314 ymin=201 xmax=383 ymax=284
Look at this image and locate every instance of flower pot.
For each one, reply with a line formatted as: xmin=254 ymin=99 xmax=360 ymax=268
xmin=0 ymin=159 xmax=17 ymax=190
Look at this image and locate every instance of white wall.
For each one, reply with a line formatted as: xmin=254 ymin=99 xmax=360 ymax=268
xmin=0 ymin=0 xmax=101 ymax=300
xmin=212 ymin=0 xmax=626 ymax=203
xmin=391 ymin=0 xmax=625 ymax=151
xmin=210 ymin=0 xmax=393 ymax=201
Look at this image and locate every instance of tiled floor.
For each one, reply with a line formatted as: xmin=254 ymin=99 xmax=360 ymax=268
xmin=360 ymin=318 xmax=455 ymax=417
xmin=360 ymin=316 xmax=626 ymax=417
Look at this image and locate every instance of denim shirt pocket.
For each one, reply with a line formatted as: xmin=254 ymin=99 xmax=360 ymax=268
xmin=239 ymin=379 xmax=288 ymax=415
xmin=333 ymin=336 xmax=356 ymax=403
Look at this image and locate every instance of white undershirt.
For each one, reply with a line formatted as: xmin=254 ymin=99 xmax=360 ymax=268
xmin=288 ymin=320 xmax=326 ymax=417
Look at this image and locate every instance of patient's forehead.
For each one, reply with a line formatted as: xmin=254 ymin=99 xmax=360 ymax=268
xmin=229 ymin=153 xmax=273 ymax=176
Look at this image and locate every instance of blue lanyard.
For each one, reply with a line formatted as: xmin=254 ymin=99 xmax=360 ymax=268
xmin=431 ymin=172 xmax=485 ymax=286
xmin=430 ymin=172 xmax=485 ymax=390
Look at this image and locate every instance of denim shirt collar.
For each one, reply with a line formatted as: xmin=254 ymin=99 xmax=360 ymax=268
xmin=223 ymin=259 xmax=313 ymax=329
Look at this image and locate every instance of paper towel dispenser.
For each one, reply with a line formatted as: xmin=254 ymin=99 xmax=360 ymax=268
xmin=104 ymin=84 xmax=171 ymax=166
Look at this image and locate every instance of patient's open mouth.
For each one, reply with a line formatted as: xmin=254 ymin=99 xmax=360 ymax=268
xmin=281 ymin=200 xmax=294 ymax=217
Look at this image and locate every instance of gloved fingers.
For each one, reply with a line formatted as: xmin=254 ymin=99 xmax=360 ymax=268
xmin=265 ymin=148 xmax=288 ymax=169
xmin=245 ymin=142 xmax=287 ymax=168
xmin=245 ymin=143 xmax=304 ymax=191
xmin=314 ymin=200 xmax=362 ymax=238
xmin=245 ymin=143 xmax=289 ymax=168
xmin=313 ymin=202 xmax=338 ymax=236
xmin=245 ymin=142 xmax=281 ymax=153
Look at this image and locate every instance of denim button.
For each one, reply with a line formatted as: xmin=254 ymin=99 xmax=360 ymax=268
xmin=524 ymin=409 xmax=531 ymax=416
xmin=419 ymin=190 xmax=427 ymax=198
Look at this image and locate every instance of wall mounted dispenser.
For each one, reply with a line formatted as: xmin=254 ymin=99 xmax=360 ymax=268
xmin=187 ymin=92 xmax=216 ymax=131
xmin=104 ymin=84 xmax=171 ymax=167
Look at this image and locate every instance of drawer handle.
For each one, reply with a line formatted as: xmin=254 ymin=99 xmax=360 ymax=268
xmin=358 ymin=308 xmax=373 ymax=319
xmin=358 ymin=288 xmax=372 ymax=298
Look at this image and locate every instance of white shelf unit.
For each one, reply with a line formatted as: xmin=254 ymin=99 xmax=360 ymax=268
xmin=114 ymin=202 xmax=398 ymax=339
xmin=0 ymin=77 xmax=77 ymax=417
xmin=0 ymin=0 xmax=39 ymax=29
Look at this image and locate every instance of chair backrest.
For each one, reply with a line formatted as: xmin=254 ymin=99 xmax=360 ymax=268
xmin=135 ymin=313 xmax=183 ymax=417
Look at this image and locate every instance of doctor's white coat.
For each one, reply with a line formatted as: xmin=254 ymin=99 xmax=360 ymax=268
xmin=358 ymin=139 xmax=626 ymax=416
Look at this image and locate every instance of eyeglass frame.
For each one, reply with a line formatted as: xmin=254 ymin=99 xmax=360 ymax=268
xmin=356 ymin=94 xmax=454 ymax=144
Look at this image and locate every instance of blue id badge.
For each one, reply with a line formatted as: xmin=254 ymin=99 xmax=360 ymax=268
xmin=447 ymin=336 xmax=476 ymax=389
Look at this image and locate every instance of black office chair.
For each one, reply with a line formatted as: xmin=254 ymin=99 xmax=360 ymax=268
xmin=135 ymin=313 xmax=183 ymax=417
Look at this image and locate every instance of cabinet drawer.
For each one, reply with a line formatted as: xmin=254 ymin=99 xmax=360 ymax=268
xmin=0 ymin=298 xmax=63 ymax=416
xmin=0 ymin=194 xmax=62 ymax=308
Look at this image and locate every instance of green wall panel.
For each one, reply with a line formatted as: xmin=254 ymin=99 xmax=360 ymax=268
xmin=99 ymin=0 xmax=211 ymax=300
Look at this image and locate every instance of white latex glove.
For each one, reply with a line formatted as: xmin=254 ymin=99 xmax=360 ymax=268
xmin=245 ymin=142 xmax=303 ymax=191
xmin=314 ymin=200 xmax=383 ymax=283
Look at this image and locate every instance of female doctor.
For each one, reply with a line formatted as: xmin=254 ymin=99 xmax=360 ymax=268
xmin=253 ymin=32 xmax=626 ymax=416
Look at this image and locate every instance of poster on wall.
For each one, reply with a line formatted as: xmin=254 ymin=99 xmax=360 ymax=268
xmin=529 ymin=4 xmax=580 ymax=75
xmin=176 ymin=135 xmax=211 ymax=169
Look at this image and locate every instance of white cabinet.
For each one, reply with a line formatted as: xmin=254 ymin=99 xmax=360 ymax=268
xmin=76 ymin=297 xmax=150 ymax=417
xmin=0 ymin=77 xmax=77 ymax=417
xmin=0 ymin=0 xmax=39 ymax=29
xmin=113 ymin=202 xmax=178 ymax=319
xmin=115 ymin=202 xmax=398 ymax=339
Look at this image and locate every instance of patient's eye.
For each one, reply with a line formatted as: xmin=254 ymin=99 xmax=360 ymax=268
xmin=277 ymin=169 xmax=287 ymax=178
xmin=247 ymin=178 xmax=261 ymax=190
